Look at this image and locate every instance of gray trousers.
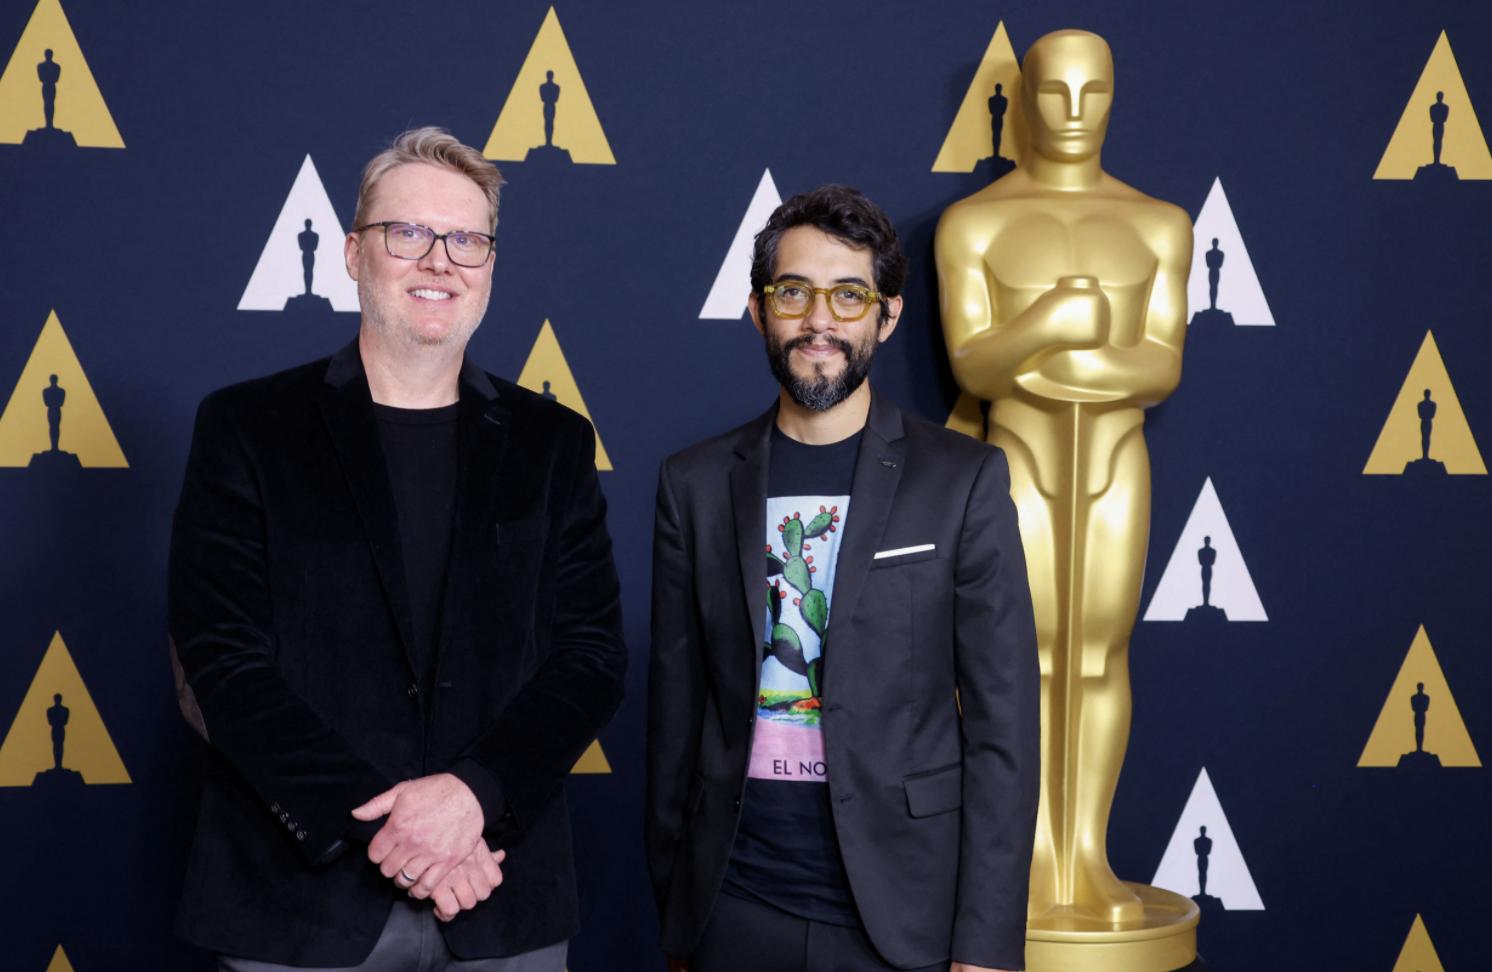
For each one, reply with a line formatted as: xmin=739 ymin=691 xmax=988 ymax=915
xmin=218 ymin=902 xmax=567 ymax=972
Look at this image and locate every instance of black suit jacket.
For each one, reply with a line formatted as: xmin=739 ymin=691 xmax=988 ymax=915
xmin=168 ymin=342 xmax=625 ymax=965
xmin=646 ymin=389 xmax=1039 ymax=970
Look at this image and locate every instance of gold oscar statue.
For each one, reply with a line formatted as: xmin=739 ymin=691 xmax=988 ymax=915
xmin=936 ymin=29 xmax=1198 ymax=971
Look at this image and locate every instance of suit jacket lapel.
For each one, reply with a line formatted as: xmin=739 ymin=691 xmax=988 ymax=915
xmin=729 ymin=405 xmax=775 ymax=670
xmin=316 ymin=341 xmax=418 ymax=673
xmin=823 ymin=388 xmax=906 ymax=661
xmin=434 ymin=360 xmax=508 ymax=664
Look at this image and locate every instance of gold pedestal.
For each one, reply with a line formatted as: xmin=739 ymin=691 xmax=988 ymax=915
xmin=1026 ymin=883 xmax=1198 ymax=972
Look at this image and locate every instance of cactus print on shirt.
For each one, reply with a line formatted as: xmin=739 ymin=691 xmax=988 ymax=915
xmin=749 ymin=495 xmax=849 ymax=782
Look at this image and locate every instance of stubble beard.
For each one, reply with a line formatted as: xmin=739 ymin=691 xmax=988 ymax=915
xmin=358 ymin=277 xmax=489 ymax=350
xmin=765 ymin=330 xmax=877 ymax=412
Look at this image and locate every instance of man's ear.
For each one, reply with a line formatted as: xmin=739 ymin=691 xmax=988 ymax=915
xmin=747 ymin=292 xmax=766 ymax=337
xmin=876 ymin=295 xmax=904 ymax=344
xmin=344 ymin=233 xmax=361 ymax=282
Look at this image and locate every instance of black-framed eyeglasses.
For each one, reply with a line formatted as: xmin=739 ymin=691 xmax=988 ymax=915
xmin=354 ymin=221 xmax=495 ymax=268
xmin=761 ymin=280 xmax=883 ymax=322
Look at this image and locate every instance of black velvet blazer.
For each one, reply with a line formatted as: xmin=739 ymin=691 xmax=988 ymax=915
xmin=169 ymin=341 xmax=625 ymax=965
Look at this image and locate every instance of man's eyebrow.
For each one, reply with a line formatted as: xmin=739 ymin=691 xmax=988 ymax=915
xmin=771 ymin=273 xmax=873 ymax=287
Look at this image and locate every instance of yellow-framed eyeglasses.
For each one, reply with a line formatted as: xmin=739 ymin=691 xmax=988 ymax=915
xmin=761 ymin=281 xmax=883 ymax=322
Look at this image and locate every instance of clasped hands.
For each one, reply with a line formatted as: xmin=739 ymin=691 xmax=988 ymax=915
xmin=352 ymin=773 xmax=505 ymax=922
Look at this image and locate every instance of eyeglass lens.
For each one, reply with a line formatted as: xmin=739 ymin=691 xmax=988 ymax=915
xmin=383 ymin=222 xmax=491 ymax=267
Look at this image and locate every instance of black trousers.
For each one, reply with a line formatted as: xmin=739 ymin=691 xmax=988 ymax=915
xmin=691 ymin=892 xmax=947 ymax=972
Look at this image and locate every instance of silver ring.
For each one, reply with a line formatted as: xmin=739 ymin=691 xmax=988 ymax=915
xmin=399 ymin=868 xmax=417 ymax=884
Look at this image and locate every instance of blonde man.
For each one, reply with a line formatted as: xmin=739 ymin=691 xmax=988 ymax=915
xmin=170 ymin=128 xmax=625 ymax=971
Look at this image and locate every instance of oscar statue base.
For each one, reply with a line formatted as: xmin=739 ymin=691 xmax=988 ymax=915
xmin=1026 ymin=883 xmax=1199 ymax=972
xmin=1413 ymin=162 xmax=1458 ymax=183
xmin=1188 ymin=308 xmax=1234 ymax=328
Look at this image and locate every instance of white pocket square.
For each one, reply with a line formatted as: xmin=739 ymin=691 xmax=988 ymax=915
xmin=873 ymin=543 xmax=936 ymax=560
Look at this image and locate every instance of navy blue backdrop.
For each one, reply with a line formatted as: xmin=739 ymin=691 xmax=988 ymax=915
xmin=1 ymin=1 xmax=1488 ymax=969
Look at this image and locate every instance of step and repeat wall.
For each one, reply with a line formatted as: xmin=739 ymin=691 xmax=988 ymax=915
xmin=1 ymin=1 xmax=1488 ymax=969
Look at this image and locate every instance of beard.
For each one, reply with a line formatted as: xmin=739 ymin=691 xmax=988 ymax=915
xmin=765 ymin=330 xmax=877 ymax=412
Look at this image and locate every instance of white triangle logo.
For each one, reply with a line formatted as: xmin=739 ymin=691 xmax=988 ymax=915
xmin=1151 ymin=767 xmax=1264 ymax=910
xmin=238 ymin=155 xmax=359 ymax=313
xmin=1143 ymin=477 xmax=1266 ymax=622
xmin=1187 ymin=178 xmax=1274 ymax=327
xmin=698 ymin=168 xmax=783 ymax=320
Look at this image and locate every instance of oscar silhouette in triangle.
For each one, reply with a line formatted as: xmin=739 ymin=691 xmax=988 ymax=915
xmin=1374 ymin=31 xmax=1492 ymax=181
xmin=1417 ymin=91 xmax=1457 ymax=182
xmin=527 ymin=68 xmax=572 ymax=167
xmin=986 ymin=82 xmax=1015 ymax=180
xmin=24 ymin=48 xmax=75 ymax=147
xmin=299 ymin=219 xmax=317 ymax=294
xmin=39 ymin=49 xmax=58 ymax=127
xmin=1192 ymin=825 xmax=1224 ymax=914
xmin=482 ymin=8 xmax=614 ymax=165
xmin=1183 ymin=536 xmax=1227 ymax=623
xmin=1189 ymin=239 xmax=1235 ymax=327
xmin=1399 ymin=682 xmax=1441 ymax=768
xmin=34 ymin=692 xmax=83 ymax=788
xmin=541 ymin=70 xmax=560 ymax=146
xmin=31 ymin=373 xmax=79 ymax=468
xmin=283 ymin=217 xmax=333 ymax=315
xmin=540 ymin=380 xmax=557 ymax=401
xmin=1404 ymin=389 xmax=1447 ymax=476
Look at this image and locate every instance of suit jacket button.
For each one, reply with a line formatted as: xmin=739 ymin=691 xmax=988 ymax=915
xmin=270 ymin=803 xmax=280 ymax=814
xmin=279 ymin=811 xmax=289 ymax=822
xmin=297 ymin=830 xmax=307 ymax=841
xmin=733 ymin=798 xmax=741 ymax=811
xmin=407 ymin=683 xmax=419 ymax=699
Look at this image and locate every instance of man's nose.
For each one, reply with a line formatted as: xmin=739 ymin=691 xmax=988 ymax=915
xmin=418 ymin=238 xmax=450 ymax=272
xmin=805 ymin=292 xmax=836 ymax=331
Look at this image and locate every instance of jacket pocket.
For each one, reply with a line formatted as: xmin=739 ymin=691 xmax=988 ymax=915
xmin=903 ymin=763 xmax=962 ymax=817
xmin=871 ymin=544 xmax=939 ymax=568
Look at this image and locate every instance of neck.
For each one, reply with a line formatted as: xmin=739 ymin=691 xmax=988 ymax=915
xmin=358 ymin=326 xmax=463 ymax=408
xmin=775 ymin=381 xmax=872 ymax=445
xmin=1025 ymin=150 xmax=1104 ymax=190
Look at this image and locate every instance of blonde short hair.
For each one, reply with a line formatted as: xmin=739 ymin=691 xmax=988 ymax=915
xmin=353 ymin=127 xmax=505 ymax=231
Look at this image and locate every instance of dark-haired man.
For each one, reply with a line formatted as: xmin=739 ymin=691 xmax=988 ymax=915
xmin=647 ymin=186 xmax=1039 ymax=972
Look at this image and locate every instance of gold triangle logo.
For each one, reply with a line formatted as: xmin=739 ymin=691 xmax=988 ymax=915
xmin=1363 ymin=331 xmax=1484 ymax=475
xmin=931 ymin=20 xmax=1024 ymax=173
xmin=1391 ymin=914 xmax=1446 ymax=972
xmin=0 ymin=0 xmax=123 ymax=147
xmin=571 ymin=739 xmax=611 ymax=774
xmin=944 ymin=391 xmax=987 ymax=439
xmin=1375 ymin=31 xmax=1491 ymax=180
xmin=516 ymin=319 xmax=613 ymax=471
xmin=1359 ymin=626 xmax=1480 ymax=768
xmin=44 ymin=945 xmax=76 ymax=972
xmin=483 ymin=7 xmax=614 ymax=165
xmin=0 ymin=632 xmax=131 ymax=786
xmin=0 ymin=311 xmax=127 ymax=468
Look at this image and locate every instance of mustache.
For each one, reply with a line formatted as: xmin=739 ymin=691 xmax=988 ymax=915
xmin=783 ymin=335 xmax=854 ymax=356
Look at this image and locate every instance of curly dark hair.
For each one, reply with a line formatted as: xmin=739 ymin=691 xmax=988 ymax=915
xmin=749 ymin=185 xmax=908 ymax=325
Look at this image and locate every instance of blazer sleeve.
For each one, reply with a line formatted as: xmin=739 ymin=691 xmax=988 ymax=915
xmin=951 ymin=447 xmax=1041 ymax=969
xmin=643 ymin=458 xmax=707 ymax=911
xmin=168 ymin=392 xmax=395 ymax=866
xmin=447 ymin=416 xmax=627 ymax=836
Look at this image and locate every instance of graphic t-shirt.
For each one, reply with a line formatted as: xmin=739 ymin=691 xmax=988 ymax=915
xmin=721 ymin=425 xmax=861 ymax=926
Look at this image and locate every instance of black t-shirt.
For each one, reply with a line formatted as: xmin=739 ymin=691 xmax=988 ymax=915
xmin=374 ymin=402 xmax=459 ymax=694
xmin=722 ymin=425 xmax=862 ymax=926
